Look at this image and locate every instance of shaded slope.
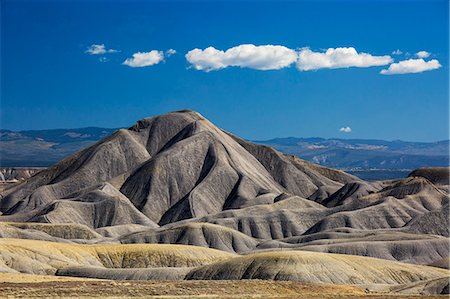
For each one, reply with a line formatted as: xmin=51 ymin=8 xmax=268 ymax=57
xmin=316 ymin=181 xmax=379 ymax=207
xmin=409 ymin=167 xmax=449 ymax=186
xmin=227 ymin=132 xmax=360 ymax=198
xmin=120 ymin=222 xmax=259 ymax=253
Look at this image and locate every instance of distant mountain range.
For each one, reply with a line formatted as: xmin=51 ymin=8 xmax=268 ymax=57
xmin=255 ymin=137 xmax=449 ymax=168
xmin=0 ymin=127 xmax=117 ymax=167
xmin=1 ymin=128 xmax=448 ymax=173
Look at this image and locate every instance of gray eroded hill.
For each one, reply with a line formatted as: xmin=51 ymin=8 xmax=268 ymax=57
xmin=0 ymin=111 xmax=355 ymax=227
xmin=0 ymin=110 xmax=448 ymax=294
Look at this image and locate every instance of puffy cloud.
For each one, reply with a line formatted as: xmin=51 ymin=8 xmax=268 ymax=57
xmin=415 ymin=51 xmax=430 ymax=58
xmin=339 ymin=126 xmax=352 ymax=133
xmin=166 ymin=49 xmax=177 ymax=56
xmin=123 ymin=50 xmax=164 ymax=67
xmin=185 ymin=44 xmax=298 ymax=71
xmin=392 ymin=49 xmax=403 ymax=55
xmin=85 ymin=44 xmax=117 ymax=55
xmin=380 ymin=58 xmax=441 ymax=75
xmin=297 ymin=47 xmax=393 ymax=71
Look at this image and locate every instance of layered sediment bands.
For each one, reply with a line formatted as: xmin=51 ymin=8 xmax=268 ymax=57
xmin=120 ymin=222 xmax=259 ymax=254
xmin=186 ymin=250 xmax=448 ymax=285
xmin=0 ymin=239 xmax=234 ymax=275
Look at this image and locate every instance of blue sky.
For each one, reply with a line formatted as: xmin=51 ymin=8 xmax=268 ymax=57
xmin=1 ymin=0 xmax=448 ymax=142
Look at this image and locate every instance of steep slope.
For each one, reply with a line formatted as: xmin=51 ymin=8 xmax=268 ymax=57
xmin=315 ymin=181 xmax=379 ymax=207
xmin=0 ymin=129 xmax=150 ymax=214
xmin=227 ymin=133 xmax=359 ymax=198
xmin=1 ymin=110 xmax=349 ymax=229
xmin=120 ymin=116 xmax=285 ymax=225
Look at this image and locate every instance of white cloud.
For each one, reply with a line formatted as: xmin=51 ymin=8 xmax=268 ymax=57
xmin=123 ymin=50 xmax=164 ymax=67
xmin=85 ymin=44 xmax=117 ymax=55
xmin=380 ymin=58 xmax=441 ymax=75
xmin=99 ymin=57 xmax=109 ymax=63
xmin=415 ymin=51 xmax=430 ymax=58
xmin=339 ymin=126 xmax=352 ymax=133
xmin=392 ymin=49 xmax=403 ymax=55
xmin=166 ymin=49 xmax=176 ymax=56
xmin=297 ymin=47 xmax=393 ymax=71
xmin=185 ymin=44 xmax=298 ymax=71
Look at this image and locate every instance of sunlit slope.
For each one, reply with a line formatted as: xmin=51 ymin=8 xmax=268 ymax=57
xmin=187 ymin=250 xmax=449 ymax=285
xmin=0 ymin=238 xmax=234 ymax=275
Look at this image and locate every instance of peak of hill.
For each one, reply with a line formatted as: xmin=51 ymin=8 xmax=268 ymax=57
xmin=0 ymin=110 xmax=354 ymax=227
xmin=1 ymin=117 xmax=448 ymax=177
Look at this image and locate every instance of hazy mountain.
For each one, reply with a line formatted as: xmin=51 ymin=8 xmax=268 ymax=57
xmin=255 ymin=137 xmax=449 ymax=169
xmin=0 ymin=128 xmax=116 ymax=167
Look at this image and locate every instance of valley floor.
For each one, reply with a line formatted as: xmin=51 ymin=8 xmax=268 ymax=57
xmin=0 ymin=277 xmax=446 ymax=299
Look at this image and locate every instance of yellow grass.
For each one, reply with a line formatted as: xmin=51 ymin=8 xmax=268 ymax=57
xmin=0 ymin=272 xmax=100 ymax=283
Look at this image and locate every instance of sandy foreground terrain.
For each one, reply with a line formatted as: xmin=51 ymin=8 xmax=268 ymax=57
xmin=0 ymin=274 xmax=446 ymax=299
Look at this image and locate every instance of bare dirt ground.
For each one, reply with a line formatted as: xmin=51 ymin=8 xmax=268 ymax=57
xmin=0 ymin=279 xmax=447 ymax=299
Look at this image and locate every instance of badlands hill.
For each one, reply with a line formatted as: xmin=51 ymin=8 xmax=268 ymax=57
xmin=0 ymin=110 xmax=448 ymax=295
